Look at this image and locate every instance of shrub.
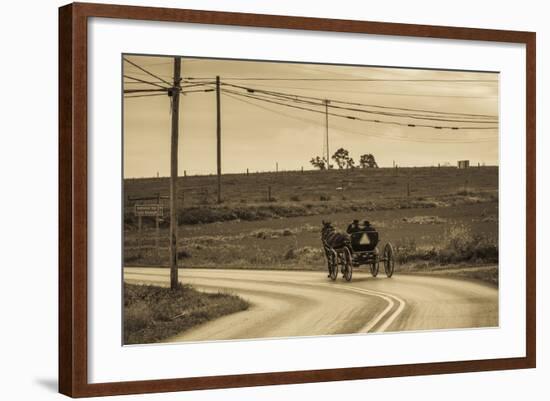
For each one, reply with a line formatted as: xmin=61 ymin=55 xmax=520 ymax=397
xmin=439 ymin=225 xmax=498 ymax=264
xmin=177 ymin=249 xmax=191 ymax=259
xmin=395 ymin=225 xmax=498 ymax=265
xmin=284 ymin=248 xmax=297 ymax=260
xmin=284 ymin=246 xmax=324 ymax=264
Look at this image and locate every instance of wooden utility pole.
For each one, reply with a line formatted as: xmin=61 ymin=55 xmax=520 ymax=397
xmin=155 ymin=192 xmax=160 ymax=260
xmin=216 ymin=75 xmax=222 ymax=204
xmin=169 ymin=57 xmax=181 ymax=290
xmin=325 ymin=99 xmax=330 ymax=170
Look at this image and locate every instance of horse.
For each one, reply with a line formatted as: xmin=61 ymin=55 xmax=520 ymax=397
xmin=321 ymin=221 xmax=351 ymax=277
xmin=321 ymin=220 xmax=350 ymax=249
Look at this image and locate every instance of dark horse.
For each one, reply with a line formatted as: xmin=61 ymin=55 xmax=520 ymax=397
xmin=321 ymin=221 xmax=351 ymax=277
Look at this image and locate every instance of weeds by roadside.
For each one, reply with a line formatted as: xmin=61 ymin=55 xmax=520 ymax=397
xmin=395 ymin=224 xmax=498 ymax=266
xmin=124 ymin=190 xmax=497 ymax=229
xmin=124 ymin=283 xmax=249 ymax=344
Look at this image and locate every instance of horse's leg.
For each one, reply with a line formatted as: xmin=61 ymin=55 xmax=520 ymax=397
xmin=324 ymin=246 xmax=332 ymax=277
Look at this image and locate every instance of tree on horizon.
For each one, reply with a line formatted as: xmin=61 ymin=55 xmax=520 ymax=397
xmin=359 ymin=153 xmax=379 ymax=168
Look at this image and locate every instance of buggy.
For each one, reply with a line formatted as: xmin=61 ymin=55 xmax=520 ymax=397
xmin=322 ymin=222 xmax=395 ymax=281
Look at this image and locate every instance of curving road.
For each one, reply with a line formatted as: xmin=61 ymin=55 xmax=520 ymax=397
xmin=124 ymin=267 xmax=498 ymax=343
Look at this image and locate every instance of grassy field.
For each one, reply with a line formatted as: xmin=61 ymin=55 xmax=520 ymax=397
xmin=124 ymin=283 xmax=249 ymax=344
xmin=125 ymin=166 xmax=496 ymax=207
xmin=124 ymin=166 xmax=498 ymax=283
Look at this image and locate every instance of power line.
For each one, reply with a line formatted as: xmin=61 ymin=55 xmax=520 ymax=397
xmin=123 ymin=57 xmax=172 ymax=86
xmin=124 ymin=80 xmax=168 ymax=85
xmin=124 ymin=88 xmax=168 ymax=94
xmin=212 ymin=80 xmax=497 ymax=99
xmin=222 ymin=88 xmax=498 ymax=131
xmin=123 ymin=69 xmax=174 ymax=81
xmin=180 ymin=81 xmax=216 ymax=89
xmin=221 ymin=82 xmax=497 ymax=120
xmin=124 ymin=93 xmax=167 ymax=99
xmin=124 ymin=87 xmax=213 ymax=97
xmin=224 ymin=86 xmax=498 ymax=124
xmin=123 ymin=75 xmax=170 ymax=90
xmin=187 ymin=76 xmax=497 ymax=83
xmin=221 ymin=91 xmax=497 ymax=144
xmin=180 ymin=88 xmax=215 ymax=95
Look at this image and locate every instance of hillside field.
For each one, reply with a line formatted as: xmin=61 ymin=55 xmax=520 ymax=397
xmin=124 ymin=166 xmax=499 ymax=274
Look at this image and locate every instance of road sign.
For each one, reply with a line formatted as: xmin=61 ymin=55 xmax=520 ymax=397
xmin=135 ymin=204 xmax=163 ymax=217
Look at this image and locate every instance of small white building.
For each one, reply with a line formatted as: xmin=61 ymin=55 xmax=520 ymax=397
xmin=457 ymin=160 xmax=470 ymax=169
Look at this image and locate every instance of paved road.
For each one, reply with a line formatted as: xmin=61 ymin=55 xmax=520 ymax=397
xmin=124 ymin=267 xmax=498 ymax=343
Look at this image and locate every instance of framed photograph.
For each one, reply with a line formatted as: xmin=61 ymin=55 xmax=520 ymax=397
xmin=59 ymin=2 xmax=536 ymax=397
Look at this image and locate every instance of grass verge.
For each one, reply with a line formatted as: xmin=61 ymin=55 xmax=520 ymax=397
xmin=124 ymin=283 xmax=249 ymax=344
xmin=398 ymin=265 xmax=498 ymax=287
xmin=395 ymin=224 xmax=498 ymax=266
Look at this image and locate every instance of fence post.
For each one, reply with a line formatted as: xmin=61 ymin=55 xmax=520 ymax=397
xmin=137 ymin=215 xmax=142 ymax=259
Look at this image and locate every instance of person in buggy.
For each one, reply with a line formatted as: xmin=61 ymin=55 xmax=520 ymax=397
xmin=362 ymin=220 xmax=375 ymax=232
xmin=347 ymin=219 xmax=376 ymax=234
xmin=346 ymin=219 xmax=361 ymax=234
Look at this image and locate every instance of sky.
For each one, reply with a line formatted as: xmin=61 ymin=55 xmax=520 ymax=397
xmin=123 ymin=55 xmax=499 ymax=178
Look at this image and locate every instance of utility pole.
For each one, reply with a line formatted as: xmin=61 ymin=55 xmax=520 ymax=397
xmin=324 ymin=99 xmax=330 ymax=170
xmin=155 ymin=192 xmax=160 ymax=260
xmin=216 ymin=76 xmax=222 ymax=204
xmin=169 ymin=57 xmax=181 ymax=290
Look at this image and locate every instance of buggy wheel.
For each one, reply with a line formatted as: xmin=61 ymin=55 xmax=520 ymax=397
xmin=370 ymin=261 xmax=379 ymax=277
xmin=383 ymin=243 xmax=395 ymax=278
xmin=342 ymin=247 xmax=353 ymax=282
xmin=329 ymin=250 xmax=338 ymax=281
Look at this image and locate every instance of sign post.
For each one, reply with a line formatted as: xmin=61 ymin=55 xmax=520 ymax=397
xmin=134 ymin=203 xmax=164 ymax=260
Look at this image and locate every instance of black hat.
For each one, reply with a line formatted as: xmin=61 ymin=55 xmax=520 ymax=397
xmin=363 ymin=220 xmax=370 ymax=225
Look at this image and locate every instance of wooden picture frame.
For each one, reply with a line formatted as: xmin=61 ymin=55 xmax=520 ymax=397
xmin=59 ymin=2 xmax=536 ymax=397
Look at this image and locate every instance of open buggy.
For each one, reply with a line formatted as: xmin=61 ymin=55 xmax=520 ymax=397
xmin=321 ymin=221 xmax=395 ymax=281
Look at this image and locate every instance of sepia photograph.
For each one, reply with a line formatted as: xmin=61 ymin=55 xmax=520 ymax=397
xmin=122 ymin=54 xmax=499 ymax=346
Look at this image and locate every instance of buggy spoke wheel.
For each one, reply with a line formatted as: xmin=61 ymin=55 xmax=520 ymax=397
xmin=383 ymin=243 xmax=395 ymax=278
xmin=342 ymin=247 xmax=353 ymax=281
xmin=370 ymin=261 xmax=379 ymax=277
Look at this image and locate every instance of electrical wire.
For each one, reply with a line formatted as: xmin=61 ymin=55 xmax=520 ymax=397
xmin=123 ymin=57 xmax=172 ymax=86
xmin=123 ymin=75 xmax=169 ymax=90
xmin=210 ymin=79 xmax=497 ymax=99
xmin=124 ymin=93 xmax=167 ymax=99
xmin=221 ymin=88 xmax=498 ymax=130
xmin=124 ymin=88 xmax=168 ymax=94
xmin=186 ymin=76 xmax=497 ymax=83
xmin=221 ymin=91 xmax=497 ymax=144
xmin=221 ymin=82 xmax=497 ymax=120
xmin=223 ymin=87 xmax=498 ymax=124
